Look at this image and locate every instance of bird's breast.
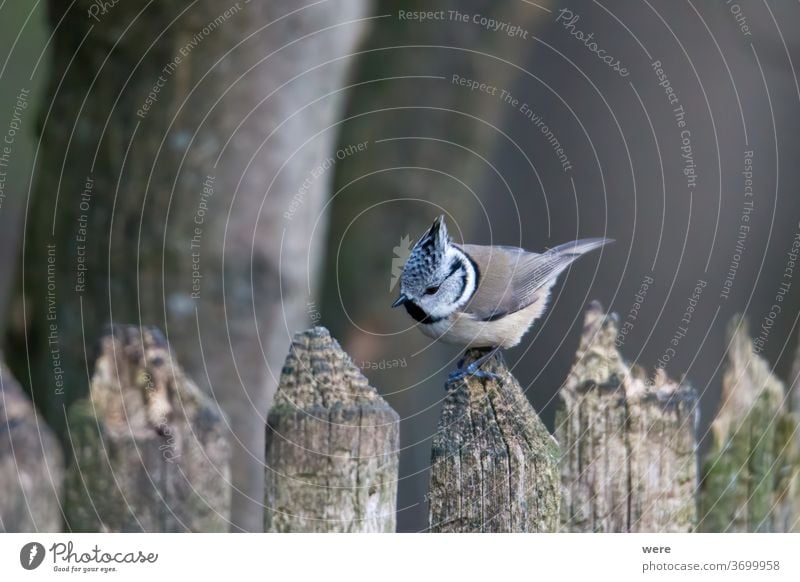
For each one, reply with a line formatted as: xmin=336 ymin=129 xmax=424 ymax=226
xmin=418 ymin=303 xmax=545 ymax=349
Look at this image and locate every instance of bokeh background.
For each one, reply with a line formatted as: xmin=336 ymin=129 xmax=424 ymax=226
xmin=1 ymin=0 xmax=799 ymax=532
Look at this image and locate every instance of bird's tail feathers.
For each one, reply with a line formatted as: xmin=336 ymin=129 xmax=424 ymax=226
xmin=547 ymin=237 xmax=614 ymax=259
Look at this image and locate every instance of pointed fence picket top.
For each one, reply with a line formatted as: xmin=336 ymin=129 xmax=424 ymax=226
xmin=64 ymin=326 xmax=231 ymax=532
xmin=556 ymin=302 xmax=698 ymax=532
xmin=428 ymin=350 xmax=560 ymax=532
xmin=264 ymin=327 xmax=400 ymax=532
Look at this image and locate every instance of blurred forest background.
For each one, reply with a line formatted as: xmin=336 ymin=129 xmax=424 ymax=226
xmin=1 ymin=0 xmax=800 ymax=532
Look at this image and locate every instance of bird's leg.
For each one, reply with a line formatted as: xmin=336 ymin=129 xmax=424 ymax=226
xmin=448 ymin=347 xmax=503 ymax=383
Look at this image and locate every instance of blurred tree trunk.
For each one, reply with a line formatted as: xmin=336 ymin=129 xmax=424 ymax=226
xmin=321 ymin=0 xmax=551 ymax=531
xmin=0 ymin=3 xmax=47 ymax=343
xmin=15 ymin=0 xmax=368 ymax=531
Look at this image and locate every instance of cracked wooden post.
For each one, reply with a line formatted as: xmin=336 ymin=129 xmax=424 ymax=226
xmin=1 ymin=359 xmax=63 ymax=531
xmin=785 ymin=330 xmax=800 ymax=531
xmin=428 ymin=350 xmax=560 ymax=532
xmin=264 ymin=327 xmax=400 ymax=532
xmin=64 ymin=326 xmax=231 ymax=532
xmin=792 ymin=332 xmax=800 ymax=415
xmin=698 ymin=315 xmax=800 ymax=532
xmin=556 ymin=302 xmax=698 ymax=532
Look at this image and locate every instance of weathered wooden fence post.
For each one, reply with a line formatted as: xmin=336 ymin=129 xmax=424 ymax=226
xmin=0 ymin=359 xmax=63 ymax=531
xmin=264 ymin=327 xmax=400 ymax=532
xmin=64 ymin=326 xmax=231 ymax=532
xmin=556 ymin=302 xmax=698 ymax=532
xmin=698 ymin=315 xmax=800 ymax=532
xmin=792 ymin=331 xmax=800 ymax=415
xmin=428 ymin=350 xmax=560 ymax=532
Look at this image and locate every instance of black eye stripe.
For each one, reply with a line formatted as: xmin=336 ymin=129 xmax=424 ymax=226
xmin=446 ymin=261 xmax=461 ymax=278
xmin=455 ymin=263 xmax=467 ymax=300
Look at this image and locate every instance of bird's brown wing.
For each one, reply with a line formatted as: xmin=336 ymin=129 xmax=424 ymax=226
xmin=459 ymin=238 xmax=611 ymax=321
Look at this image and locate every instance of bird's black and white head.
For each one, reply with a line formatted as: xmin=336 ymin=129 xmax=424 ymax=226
xmin=392 ymin=215 xmax=477 ymax=322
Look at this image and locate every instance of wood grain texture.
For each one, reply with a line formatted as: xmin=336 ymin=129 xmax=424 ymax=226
xmin=64 ymin=326 xmax=230 ymax=532
xmin=428 ymin=350 xmax=560 ymax=532
xmin=792 ymin=331 xmax=800 ymax=415
xmin=20 ymin=0 xmax=368 ymax=531
xmin=698 ymin=315 xmax=800 ymax=532
xmin=0 ymin=359 xmax=63 ymax=532
xmin=264 ymin=327 xmax=400 ymax=532
xmin=556 ymin=302 xmax=698 ymax=532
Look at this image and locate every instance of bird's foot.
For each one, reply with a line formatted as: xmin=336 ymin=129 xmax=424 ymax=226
xmin=447 ymin=367 xmax=469 ymax=383
xmin=448 ymin=349 xmax=503 ymax=383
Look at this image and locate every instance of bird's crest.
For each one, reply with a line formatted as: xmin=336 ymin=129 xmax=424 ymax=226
xmin=400 ymin=215 xmax=450 ymax=292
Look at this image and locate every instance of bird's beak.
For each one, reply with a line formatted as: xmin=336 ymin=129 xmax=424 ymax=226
xmin=391 ymin=294 xmax=408 ymax=308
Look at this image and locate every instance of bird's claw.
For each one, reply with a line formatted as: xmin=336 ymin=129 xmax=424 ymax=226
xmin=447 ymin=369 xmax=467 ymax=383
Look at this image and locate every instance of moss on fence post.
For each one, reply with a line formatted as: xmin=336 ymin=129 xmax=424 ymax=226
xmin=264 ymin=327 xmax=400 ymax=532
xmin=698 ymin=315 xmax=800 ymax=532
xmin=64 ymin=326 xmax=231 ymax=532
xmin=556 ymin=302 xmax=698 ymax=532
xmin=428 ymin=350 xmax=560 ymax=532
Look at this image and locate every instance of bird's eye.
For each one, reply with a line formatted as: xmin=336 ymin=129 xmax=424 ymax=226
xmin=424 ymin=285 xmax=440 ymax=295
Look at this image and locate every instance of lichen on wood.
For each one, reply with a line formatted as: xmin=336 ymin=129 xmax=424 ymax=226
xmin=0 ymin=359 xmax=63 ymax=531
xmin=698 ymin=315 xmax=800 ymax=532
xmin=556 ymin=302 xmax=698 ymax=532
xmin=428 ymin=350 xmax=560 ymax=532
xmin=264 ymin=327 xmax=400 ymax=532
xmin=64 ymin=326 xmax=231 ymax=532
